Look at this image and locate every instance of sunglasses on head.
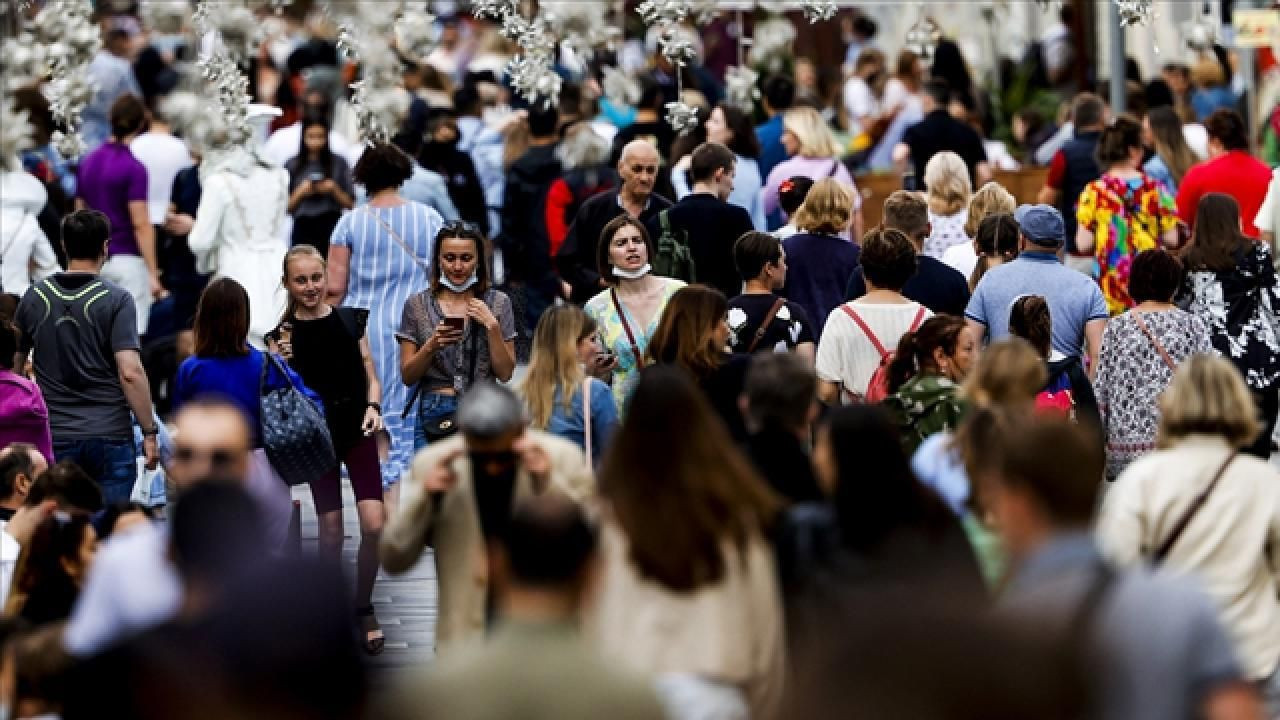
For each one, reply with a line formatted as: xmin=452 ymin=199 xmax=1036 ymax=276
xmin=441 ymin=220 xmax=483 ymax=238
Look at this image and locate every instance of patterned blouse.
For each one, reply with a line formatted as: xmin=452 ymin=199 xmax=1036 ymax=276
xmin=1094 ymin=309 xmax=1214 ymax=480
xmin=396 ymin=288 xmax=517 ymax=394
xmin=1077 ymin=173 xmax=1178 ymax=315
xmin=882 ymin=374 xmax=966 ymax=457
xmin=584 ymin=278 xmax=686 ymax=412
xmin=1176 ymin=243 xmax=1280 ymax=392
xmin=923 ymin=208 xmax=969 ymax=260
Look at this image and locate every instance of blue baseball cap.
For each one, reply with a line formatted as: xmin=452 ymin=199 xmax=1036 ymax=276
xmin=1014 ymin=204 xmax=1066 ymax=248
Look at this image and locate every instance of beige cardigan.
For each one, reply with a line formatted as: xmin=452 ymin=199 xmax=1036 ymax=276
xmin=380 ymin=429 xmax=593 ymax=655
xmin=586 ymin=521 xmax=785 ymax=720
xmin=1096 ymin=434 xmax=1280 ymax=680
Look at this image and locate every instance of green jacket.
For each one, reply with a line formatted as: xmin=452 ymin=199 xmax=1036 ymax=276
xmin=883 ymin=374 xmax=966 ymax=456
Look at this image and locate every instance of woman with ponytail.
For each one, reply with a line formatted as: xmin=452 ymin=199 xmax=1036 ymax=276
xmin=881 ymin=315 xmax=977 ymax=455
xmin=268 ymin=244 xmax=387 ymax=655
xmin=967 ymin=213 xmax=1020 ymax=292
xmin=1007 ymin=295 xmax=1100 ymax=426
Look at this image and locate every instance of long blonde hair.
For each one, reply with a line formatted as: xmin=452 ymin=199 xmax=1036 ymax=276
xmin=783 ymin=107 xmax=843 ymax=158
xmin=963 ymin=182 xmax=1016 ymax=238
xmin=924 ymin=151 xmax=973 ymax=216
xmin=522 ymin=305 xmax=596 ymax=429
xmin=280 ymin=244 xmax=327 ymax=323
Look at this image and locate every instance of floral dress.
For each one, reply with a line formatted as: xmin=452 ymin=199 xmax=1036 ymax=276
xmin=584 ymin=278 xmax=686 ymax=412
xmin=1176 ymin=243 xmax=1280 ymax=392
xmin=1094 ymin=309 xmax=1214 ymax=480
xmin=1077 ymin=173 xmax=1177 ymax=315
xmin=882 ymin=374 xmax=966 ymax=456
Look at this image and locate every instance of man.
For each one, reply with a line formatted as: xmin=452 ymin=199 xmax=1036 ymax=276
xmin=80 ymin=24 xmax=143 ymax=152
xmin=16 ymin=210 xmax=159 ymax=503
xmin=965 ymin=204 xmax=1107 ymax=375
xmin=756 ymin=74 xmax=796 ymax=183
xmin=557 ymin=140 xmax=673 ymax=304
xmin=498 ymin=104 xmax=563 ymax=334
xmin=895 ymin=80 xmax=991 ymax=190
xmin=644 ymin=142 xmax=754 ymax=299
xmin=994 ymin=417 xmax=1264 ymax=720
xmin=0 ymin=443 xmax=44 ymax=522
xmin=63 ymin=398 xmax=255 ymax=658
xmin=847 ymin=191 xmax=970 ymax=316
xmin=381 ymin=382 xmax=591 ymax=655
xmin=391 ymin=495 xmax=666 ymax=720
xmin=1177 ymin=109 xmax=1272 ymax=238
xmin=129 ymin=99 xmax=193 ymax=242
xmin=1038 ymin=93 xmax=1107 ymax=275
xmin=728 ymin=231 xmax=816 ymax=361
xmin=76 ymin=94 xmax=163 ymax=333
xmin=740 ymin=353 xmax=822 ymax=504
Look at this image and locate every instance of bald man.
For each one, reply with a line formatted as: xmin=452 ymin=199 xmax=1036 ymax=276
xmin=556 ymin=140 xmax=673 ymax=304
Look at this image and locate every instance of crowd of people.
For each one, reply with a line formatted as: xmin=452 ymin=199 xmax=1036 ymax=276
xmin=1 ymin=2 xmax=1280 ymax=718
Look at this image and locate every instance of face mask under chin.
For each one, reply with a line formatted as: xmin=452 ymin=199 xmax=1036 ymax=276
xmin=440 ymin=272 xmax=479 ymax=293
xmin=611 ymin=263 xmax=651 ymax=280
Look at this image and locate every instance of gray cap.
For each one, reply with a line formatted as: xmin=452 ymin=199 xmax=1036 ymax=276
xmin=1014 ymin=204 xmax=1066 ymax=248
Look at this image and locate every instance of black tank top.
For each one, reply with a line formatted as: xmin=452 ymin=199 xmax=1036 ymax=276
xmin=288 ymin=309 xmax=368 ymax=454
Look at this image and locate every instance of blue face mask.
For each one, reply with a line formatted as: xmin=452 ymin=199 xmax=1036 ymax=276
xmin=440 ymin=272 xmax=479 ymax=293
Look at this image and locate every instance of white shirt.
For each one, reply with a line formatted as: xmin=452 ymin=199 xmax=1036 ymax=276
xmin=1183 ymin=124 xmax=1210 ymax=160
xmin=842 ymin=77 xmax=880 ymax=135
xmin=1097 ymin=435 xmax=1280 ymax=680
xmin=816 ymin=300 xmax=932 ymax=400
xmin=130 ymin=132 xmax=194 ymax=225
xmin=0 ymin=523 xmax=19 ymax=609
xmin=1254 ymin=169 xmax=1280 ymax=269
xmin=923 ymin=208 xmax=970 ymax=259
xmin=0 ymin=171 xmax=57 ymax=297
xmin=942 ymin=241 xmax=978 ymax=280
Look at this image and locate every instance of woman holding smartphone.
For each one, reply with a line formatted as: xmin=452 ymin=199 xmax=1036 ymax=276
xmin=285 ymin=115 xmax=354 ymax=256
xmin=397 ymin=221 xmax=517 ymax=450
xmin=268 ymin=244 xmax=387 ymax=654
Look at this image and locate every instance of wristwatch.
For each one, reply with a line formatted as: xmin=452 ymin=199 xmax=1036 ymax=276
xmin=141 ymin=426 xmax=160 ymax=437
xmin=367 ymin=401 xmax=382 ymax=415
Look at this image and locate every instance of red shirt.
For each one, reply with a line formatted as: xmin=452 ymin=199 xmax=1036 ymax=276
xmin=1175 ymin=150 xmax=1272 ymax=237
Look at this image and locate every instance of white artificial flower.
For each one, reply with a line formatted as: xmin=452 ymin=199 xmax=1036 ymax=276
xmin=773 ymin=340 xmax=788 ymax=353
xmin=728 ymin=307 xmax=748 ymax=331
xmin=776 ymin=304 xmax=791 ymax=322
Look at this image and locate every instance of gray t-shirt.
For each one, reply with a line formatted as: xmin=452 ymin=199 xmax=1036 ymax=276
xmin=395 ymin=288 xmax=516 ymax=394
xmin=16 ymin=273 xmax=139 ymax=439
xmin=965 ymin=251 xmax=1108 ymax=356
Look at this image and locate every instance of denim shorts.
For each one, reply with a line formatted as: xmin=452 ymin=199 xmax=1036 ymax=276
xmin=413 ymin=392 xmax=459 ymax=452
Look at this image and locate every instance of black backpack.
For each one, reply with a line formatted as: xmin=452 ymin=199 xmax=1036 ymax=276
xmin=652 ymin=209 xmax=695 ymax=283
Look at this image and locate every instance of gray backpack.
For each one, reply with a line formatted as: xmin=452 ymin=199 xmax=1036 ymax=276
xmin=259 ymin=352 xmax=337 ymax=486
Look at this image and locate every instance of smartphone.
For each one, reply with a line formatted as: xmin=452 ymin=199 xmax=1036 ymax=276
xmin=442 ymin=316 xmax=465 ymax=332
xmin=308 ymin=171 xmax=325 ymax=183
xmin=596 ymin=333 xmax=615 ymax=363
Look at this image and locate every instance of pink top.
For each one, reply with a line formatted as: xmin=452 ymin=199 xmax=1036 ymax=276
xmin=0 ymin=369 xmax=53 ymax=464
xmin=763 ymin=155 xmax=861 ymax=218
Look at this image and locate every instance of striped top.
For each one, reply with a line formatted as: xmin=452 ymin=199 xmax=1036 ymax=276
xmin=330 ymin=201 xmax=444 ymax=486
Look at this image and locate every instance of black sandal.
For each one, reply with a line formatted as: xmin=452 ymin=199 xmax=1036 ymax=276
xmin=356 ymin=605 xmax=385 ymax=656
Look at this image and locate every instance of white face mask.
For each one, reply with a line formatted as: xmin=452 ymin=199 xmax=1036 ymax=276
xmin=612 ymin=263 xmax=651 ymax=280
xmin=439 ymin=272 xmax=479 ymax=293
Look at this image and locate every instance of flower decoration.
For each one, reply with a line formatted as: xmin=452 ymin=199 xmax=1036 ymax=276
xmin=724 ymin=64 xmax=760 ymax=114
xmin=665 ymin=100 xmax=700 ymax=135
xmin=29 ymin=0 xmax=101 ymax=160
xmin=1181 ymin=6 xmax=1218 ymax=52
xmin=197 ymin=50 xmax=253 ymax=147
xmin=1115 ymin=0 xmax=1155 ymax=28
xmin=506 ymin=53 xmax=563 ymax=109
xmin=727 ymin=306 xmax=748 ymax=346
xmin=470 ymin=0 xmax=563 ymax=108
xmin=0 ymin=97 xmax=35 ymax=172
xmin=602 ymin=66 xmax=642 ymax=107
xmin=903 ymin=14 xmax=942 ymax=62
xmin=800 ymin=0 xmax=837 ymax=24
xmin=395 ymin=4 xmax=438 ymax=60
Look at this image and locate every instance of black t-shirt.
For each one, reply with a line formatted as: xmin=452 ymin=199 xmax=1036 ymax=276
xmin=698 ymin=354 xmax=751 ymax=443
xmin=845 ymin=255 xmax=971 ymax=317
xmin=278 ymin=308 xmax=368 ymax=454
xmin=646 ymin=194 xmax=755 ymax=299
xmin=902 ymin=110 xmax=988 ymax=190
xmin=727 ymin=293 xmax=816 ymax=354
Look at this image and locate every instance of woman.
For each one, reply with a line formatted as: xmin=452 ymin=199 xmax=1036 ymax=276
xmin=1190 ymin=57 xmax=1237 ymax=122
xmin=842 ymin=49 xmax=887 ymax=140
xmin=816 ymin=228 xmax=931 ymax=405
xmin=520 ymin=305 xmax=619 ymax=467
xmin=672 ymin=103 xmax=765 ymax=230
xmin=921 ymin=151 xmax=973 ymax=259
xmin=0 ymin=320 xmax=51 ymax=463
xmin=1075 ymin=116 xmax=1179 ymax=315
xmin=285 ymin=116 xmax=354 ymax=256
xmin=397 ymin=222 xmax=516 ymax=450
xmin=418 ymin=113 xmax=490 ymax=236
xmin=1143 ymin=106 xmax=1197 ymax=195
xmin=271 ymin=245 xmax=386 ymax=654
xmin=882 ymin=316 xmax=977 ymax=455
xmin=1097 ymin=354 xmax=1280 ymax=710
xmin=762 ymin=107 xmax=863 ymax=239
xmin=584 ymin=216 xmax=686 ymax=411
xmin=1008 ymin=295 xmax=1100 ymax=425
xmin=647 ymin=285 xmax=750 ymax=442
xmin=173 ymin=278 xmax=316 ymax=550
xmin=942 ymin=181 xmax=1016 ymax=280
xmin=1095 ymin=249 xmax=1213 ymax=480
xmin=328 ymin=142 xmax=444 ymax=502
xmin=965 ymin=213 xmax=1020 ymax=292
xmin=1177 ymin=193 xmax=1280 ymax=459
xmin=588 ymin=366 xmax=783 ymax=719
xmin=911 ymin=339 xmax=1048 ymax=586
xmin=781 ymin=178 xmax=863 ymax=341
xmin=9 ymin=510 xmax=96 ymax=625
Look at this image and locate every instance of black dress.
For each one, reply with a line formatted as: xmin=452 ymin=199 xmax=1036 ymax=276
xmin=280 ymin=308 xmax=369 ymax=457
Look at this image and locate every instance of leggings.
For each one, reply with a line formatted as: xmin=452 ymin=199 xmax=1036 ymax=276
xmin=309 ymin=434 xmax=383 ymax=515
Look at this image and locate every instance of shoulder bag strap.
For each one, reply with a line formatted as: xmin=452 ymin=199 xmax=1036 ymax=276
xmin=827 ymin=159 xmax=840 ymax=178
xmin=1131 ymin=312 xmax=1177 ymax=372
xmin=365 ymin=207 xmax=431 ymax=274
xmin=659 ymin=208 xmax=671 ymax=233
xmin=610 ymin=288 xmax=643 ymax=364
xmin=1152 ymin=450 xmax=1238 ymax=565
xmin=747 ymin=298 xmax=788 ymax=353
xmin=582 ymin=377 xmax=593 ymax=468
xmin=839 ymin=305 xmax=889 ymax=358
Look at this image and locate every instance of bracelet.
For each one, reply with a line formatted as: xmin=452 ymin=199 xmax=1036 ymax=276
xmin=367 ymin=401 xmax=382 ymax=415
xmin=141 ymin=426 xmax=160 ymax=437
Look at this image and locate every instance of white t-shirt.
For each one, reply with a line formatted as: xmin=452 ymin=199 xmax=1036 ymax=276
xmin=1183 ymin=124 xmax=1210 ymax=160
xmin=842 ymin=77 xmax=880 ymax=135
xmin=0 ymin=523 xmax=19 ymax=609
xmin=942 ymin=241 xmax=979 ymax=281
xmin=130 ymin=132 xmax=194 ymax=225
xmin=1256 ymin=168 xmax=1280 ymax=269
xmin=816 ymin=300 xmax=932 ymax=400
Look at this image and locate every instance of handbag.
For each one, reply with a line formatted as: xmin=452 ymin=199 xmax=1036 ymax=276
xmin=260 ymin=352 xmax=337 ymax=486
xmin=1151 ymin=450 xmax=1237 ymax=565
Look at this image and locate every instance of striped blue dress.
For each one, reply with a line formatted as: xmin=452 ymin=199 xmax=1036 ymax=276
xmin=330 ymin=201 xmax=444 ymax=488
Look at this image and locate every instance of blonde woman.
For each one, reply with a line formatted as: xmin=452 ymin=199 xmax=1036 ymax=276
xmin=921 ymin=151 xmax=973 ymax=259
xmin=520 ymin=305 xmax=619 ymax=467
xmin=943 ymin=181 xmax=1016 ymax=278
xmin=780 ymin=179 xmax=862 ymax=341
xmin=763 ymin=107 xmax=863 ymax=239
xmin=1098 ymin=354 xmax=1280 ymax=711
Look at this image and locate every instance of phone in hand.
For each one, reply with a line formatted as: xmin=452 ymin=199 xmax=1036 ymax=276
xmin=308 ymin=171 xmax=325 ymax=183
xmin=442 ymin=316 xmax=465 ymax=332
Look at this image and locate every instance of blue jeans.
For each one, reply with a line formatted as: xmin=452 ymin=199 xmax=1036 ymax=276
xmin=413 ymin=392 xmax=459 ymax=451
xmin=52 ymin=436 xmax=137 ymax=506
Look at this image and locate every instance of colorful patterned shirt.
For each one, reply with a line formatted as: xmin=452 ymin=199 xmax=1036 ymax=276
xmin=584 ymin=278 xmax=685 ymax=412
xmin=1077 ymin=173 xmax=1177 ymax=315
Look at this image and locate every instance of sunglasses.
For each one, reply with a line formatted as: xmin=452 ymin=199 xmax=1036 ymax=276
xmin=441 ymin=220 xmax=483 ymax=238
